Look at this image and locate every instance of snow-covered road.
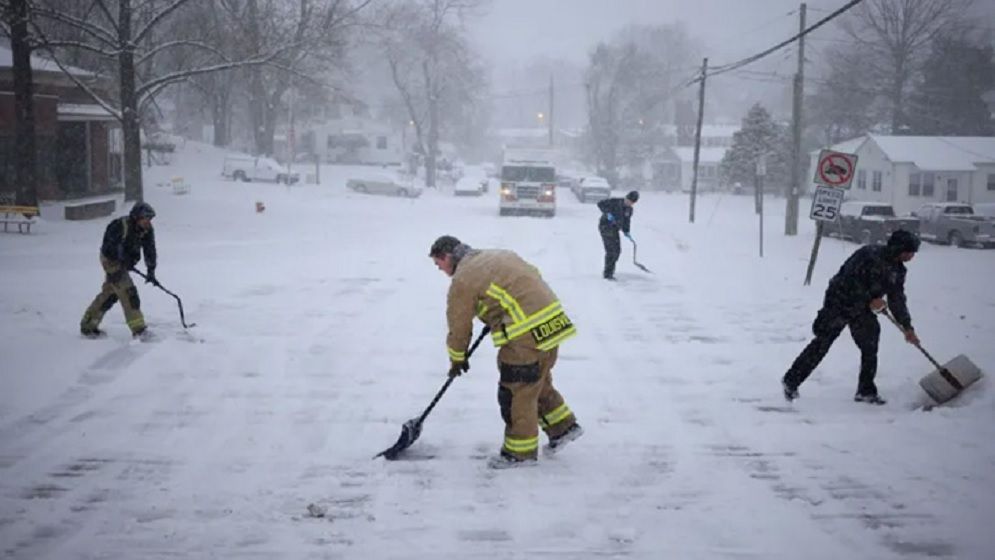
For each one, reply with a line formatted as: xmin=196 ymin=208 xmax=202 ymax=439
xmin=2 ymin=142 xmax=993 ymax=559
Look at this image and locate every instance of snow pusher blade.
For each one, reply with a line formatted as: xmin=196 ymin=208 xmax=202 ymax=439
xmin=881 ymin=309 xmax=983 ymax=406
xmin=374 ymin=326 xmax=490 ymax=460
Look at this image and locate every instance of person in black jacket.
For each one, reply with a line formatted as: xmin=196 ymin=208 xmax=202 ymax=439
xmin=782 ymin=229 xmax=922 ymax=405
xmin=80 ymin=202 xmax=158 ymax=339
xmin=596 ymin=190 xmax=639 ymax=280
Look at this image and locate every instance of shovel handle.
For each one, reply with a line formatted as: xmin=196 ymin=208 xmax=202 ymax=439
xmin=880 ymin=308 xmax=944 ymax=370
xmin=415 ymin=326 xmax=491 ymax=425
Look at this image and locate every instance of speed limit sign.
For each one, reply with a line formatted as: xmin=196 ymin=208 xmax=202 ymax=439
xmin=810 ymin=186 xmax=844 ymax=222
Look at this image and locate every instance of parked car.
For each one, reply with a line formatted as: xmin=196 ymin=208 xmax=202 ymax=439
xmin=573 ymin=176 xmax=612 ymax=203
xmin=222 ymin=155 xmax=299 ymax=184
xmin=828 ymin=201 xmax=919 ymax=245
xmin=346 ymin=171 xmax=422 ymax=198
xmin=914 ymin=203 xmax=995 ymax=248
xmin=454 ymin=174 xmax=488 ymax=196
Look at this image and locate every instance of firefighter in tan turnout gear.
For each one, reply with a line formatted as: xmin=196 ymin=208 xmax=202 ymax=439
xmin=80 ymin=202 xmax=158 ymax=340
xmin=430 ymin=235 xmax=583 ymax=468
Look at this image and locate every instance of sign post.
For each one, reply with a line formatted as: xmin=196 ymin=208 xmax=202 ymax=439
xmin=756 ymin=155 xmax=766 ymax=257
xmin=805 ymin=149 xmax=857 ymax=285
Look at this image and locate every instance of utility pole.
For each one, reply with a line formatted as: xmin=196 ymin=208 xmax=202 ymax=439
xmin=786 ymin=2 xmax=806 ymax=235
xmin=689 ymin=57 xmax=707 ymax=223
xmin=548 ymin=74 xmax=555 ymax=147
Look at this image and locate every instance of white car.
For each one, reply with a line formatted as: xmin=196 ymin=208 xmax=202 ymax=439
xmin=346 ymin=171 xmax=422 ymax=198
xmin=454 ymin=175 xmax=488 ymax=196
xmin=574 ymin=176 xmax=612 ymax=203
xmin=222 ymin=155 xmax=299 ymax=184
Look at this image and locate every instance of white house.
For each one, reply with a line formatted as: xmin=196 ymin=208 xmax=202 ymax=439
xmin=299 ymin=116 xmax=404 ymax=166
xmin=809 ymin=135 xmax=995 ymax=215
xmin=652 ymin=147 xmax=727 ymax=192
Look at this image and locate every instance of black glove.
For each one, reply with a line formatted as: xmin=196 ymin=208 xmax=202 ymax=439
xmin=448 ymin=360 xmax=469 ymax=378
xmin=145 ymin=267 xmax=157 ymax=285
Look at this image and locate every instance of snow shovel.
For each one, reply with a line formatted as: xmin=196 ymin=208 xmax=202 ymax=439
xmin=374 ymin=326 xmax=491 ymax=460
xmin=131 ymin=269 xmax=197 ymax=329
xmin=881 ymin=308 xmax=982 ymax=406
xmin=628 ymin=237 xmax=652 ymax=273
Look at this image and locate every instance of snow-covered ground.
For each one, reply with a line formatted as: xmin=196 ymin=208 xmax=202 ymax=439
xmin=1 ymin=141 xmax=993 ymax=559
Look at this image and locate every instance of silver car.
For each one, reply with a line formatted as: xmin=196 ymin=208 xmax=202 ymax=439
xmin=346 ymin=171 xmax=422 ymax=198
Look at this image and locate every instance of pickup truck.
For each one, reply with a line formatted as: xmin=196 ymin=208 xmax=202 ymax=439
xmin=914 ymin=203 xmax=994 ymax=248
xmin=828 ymin=201 xmax=919 ymax=245
xmin=222 ymin=155 xmax=299 ymax=184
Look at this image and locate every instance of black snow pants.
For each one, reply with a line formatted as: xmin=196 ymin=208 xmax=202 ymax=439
xmin=600 ymin=226 xmax=621 ymax=279
xmin=782 ymin=304 xmax=882 ymax=396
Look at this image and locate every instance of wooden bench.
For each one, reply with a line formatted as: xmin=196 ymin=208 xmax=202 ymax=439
xmin=0 ymin=205 xmax=40 ymax=234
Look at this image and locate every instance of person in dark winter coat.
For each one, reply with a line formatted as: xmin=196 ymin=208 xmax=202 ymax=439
xmin=782 ymin=229 xmax=922 ymax=405
xmin=596 ymin=190 xmax=639 ymax=280
xmin=80 ymin=202 xmax=158 ymax=339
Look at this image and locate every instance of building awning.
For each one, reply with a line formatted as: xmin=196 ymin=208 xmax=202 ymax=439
xmin=58 ymin=103 xmax=118 ymax=122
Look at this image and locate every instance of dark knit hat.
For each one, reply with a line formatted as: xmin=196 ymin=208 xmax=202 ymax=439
xmin=626 ymin=190 xmax=640 ymax=202
xmin=887 ymin=229 xmax=920 ymax=253
xmin=429 ymin=235 xmax=462 ymax=257
xmin=130 ymin=201 xmax=156 ymax=219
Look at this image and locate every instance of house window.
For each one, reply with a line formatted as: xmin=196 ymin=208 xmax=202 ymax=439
xmin=872 ymin=170 xmax=882 ymax=192
xmin=922 ymin=172 xmax=935 ymax=197
xmin=909 ymin=172 xmax=921 ymax=196
xmin=857 ymin=169 xmax=866 ymax=190
xmin=376 ymin=136 xmax=387 ymax=150
xmin=988 ymin=173 xmax=995 ymax=191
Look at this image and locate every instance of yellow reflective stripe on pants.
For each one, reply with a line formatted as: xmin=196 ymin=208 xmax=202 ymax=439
xmin=448 ymin=347 xmax=466 ymax=361
xmin=540 ymin=403 xmax=572 ymax=429
xmin=485 ymin=283 xmax=526 ymax=323
xmin=503 ymin=435 xmax=538 ymax=454
xmin=535 ymin=325 xmax=577 ymax=351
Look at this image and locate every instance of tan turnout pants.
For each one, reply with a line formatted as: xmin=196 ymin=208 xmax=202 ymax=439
xmin=80 ymin=255 xmax=146 ymax=334
xmin=496 ymin=345 xmax=578 ymax=460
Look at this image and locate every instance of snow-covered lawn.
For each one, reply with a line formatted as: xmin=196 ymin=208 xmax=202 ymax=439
xmin=1 ymin=141 xmax=993 ymax=559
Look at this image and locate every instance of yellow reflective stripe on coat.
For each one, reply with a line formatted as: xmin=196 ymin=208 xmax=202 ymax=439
xmin=535 ymin=324 xmax=576 ymax=350
xmin=489 ymin=300 xmax=576 ymax=349
xmin=503 ymin=435 xmax=539 ymax=454
xmin=485 ymin=283 xmax=526 ymax=323
xmin=448 ymin=347 xmax=466 ymax=361
xmin=504 ymin=300 xmax=565 ymax=340
xmin=540 ymin=403 xmax=572 ymax=428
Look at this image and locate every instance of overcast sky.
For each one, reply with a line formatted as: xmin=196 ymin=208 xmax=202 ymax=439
xmin=467 ymin=0 xmax=850 ymax=69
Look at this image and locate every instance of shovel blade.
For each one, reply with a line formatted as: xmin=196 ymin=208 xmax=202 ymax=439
xmin=918 ymin=354 xmax=984 ymax=405
xmin=374 ymin=418 xmax=423 ymax=460
xmin=634 ymin=262 xmax=652 ymax=273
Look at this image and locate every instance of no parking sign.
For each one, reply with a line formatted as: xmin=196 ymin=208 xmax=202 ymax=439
xmin=813 ymin=150 xmax=858 ymax=189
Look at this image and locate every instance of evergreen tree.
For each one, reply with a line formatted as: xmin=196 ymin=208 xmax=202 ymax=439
xmin=720 ymin=103 xmax=790 ymax=190
xmin=907 ymin=35 xmax=995 ymax=136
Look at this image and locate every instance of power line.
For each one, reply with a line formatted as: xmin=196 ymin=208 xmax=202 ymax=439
xmin=703 ymin=0 xmax=865 ymax=80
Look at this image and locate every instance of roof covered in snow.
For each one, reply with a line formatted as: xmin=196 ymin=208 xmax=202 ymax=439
xmin=819 ymin=134 xmax=995 ymax=172
xmin=670 ymin=147 xmax=728 ymax=164
xmin=0 ymin=45 xmax=95 ymax=77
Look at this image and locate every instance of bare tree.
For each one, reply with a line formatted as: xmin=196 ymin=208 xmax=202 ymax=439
xmin=376 ymin=0 xmax=487 ymax=188
xmin=584 ymin=23 xmax=699 ymax=187
xmin=0 ymin=0 xmax=38 ymax=206
xmin=840 ymin=0 xmax=966 ymax=133
xmin=219 ymin=0 xmax=369 ymax=157
xmin=26 ymin=0 xmax=302 ymax=201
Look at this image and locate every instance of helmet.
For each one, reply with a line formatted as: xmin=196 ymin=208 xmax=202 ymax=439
xmin=130 ymin=201 xmax=156 ymax=220
xmin=626 ymin=190 xmax=640 ymax=202
xmin=429 ymin=235 xmax=462 ymax=257
xmin=887 ymin=229 xmax=920 ymax=253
